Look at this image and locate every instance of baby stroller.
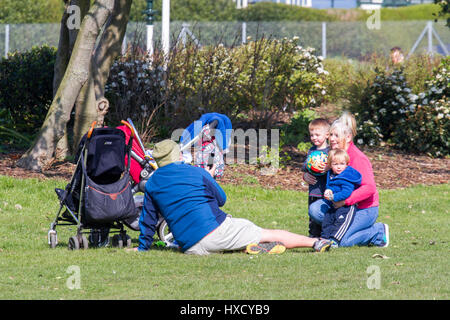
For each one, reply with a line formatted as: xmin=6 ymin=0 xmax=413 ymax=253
xmin=48 ymin=121 xmax=138 ymax=249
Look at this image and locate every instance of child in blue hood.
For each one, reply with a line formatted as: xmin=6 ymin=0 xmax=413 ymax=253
xmin=321 ymin=149 xmax=362 ymax=246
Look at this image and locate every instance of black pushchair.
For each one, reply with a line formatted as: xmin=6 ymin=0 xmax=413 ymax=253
xmin=48 ymin=121 xmax=139 ymax=249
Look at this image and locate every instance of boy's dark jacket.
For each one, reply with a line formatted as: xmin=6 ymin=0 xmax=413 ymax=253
xmin=326 ymin=166 xmax=362 ymax=202
xmin=302 ymin=146 xmax=330 ymax=197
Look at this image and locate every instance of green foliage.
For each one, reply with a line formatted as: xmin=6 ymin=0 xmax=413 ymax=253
xmin=392 ymin=57 xmax=450 ymax=157
xmin=0 ymin=45 xmax=56 ymax=140
xmin=233 ymin=38 xmax=328 ymax=127
xmin=0 ymin=0 xmax=63 ymax=23
xmin=348 ymin=57 xmax=449 ymax=157
xmin=280 ymin=108 xmax=318 ymax=147
xmin=352 ymin=67 xmax=415 ymax=145
xmin=236 ymin=2 xmax=335 ymax=22
xmin=130 ymin=0 xmax=238 ymax=22
xmin=105 ymin=37 xmax=328 ymax=137
xmin=378 ymin=4 xmax=442 ymax=21
xmin=433 ymin=0 xmax=450 ymax=27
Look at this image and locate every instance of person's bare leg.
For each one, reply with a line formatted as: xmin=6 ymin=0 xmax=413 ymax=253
xmin=260 ymin=229 xmax=317 ymax=249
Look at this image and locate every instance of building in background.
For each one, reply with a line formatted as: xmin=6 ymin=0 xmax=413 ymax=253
xmin=235 ymin=0 xmax=434 ymax=9
xmin=358 ymin=0 xmax=434 ymax=9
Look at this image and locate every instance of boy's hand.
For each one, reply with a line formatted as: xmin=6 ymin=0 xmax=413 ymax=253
xmin=303 ymin=172 xmax=317 ymax=185
xmin=315 ymin=161 xmax=328 ymax=173
xmin=333 ymin=200 xmax=345 ymax=208
xmin=324 ymin=189 xmax=333 ymax=201
xmin=207 ymin=164 xmax=217 ymax=178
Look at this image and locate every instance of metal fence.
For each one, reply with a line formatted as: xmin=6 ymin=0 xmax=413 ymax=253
xmin=1 ymin=20 xmax=449 ymax=60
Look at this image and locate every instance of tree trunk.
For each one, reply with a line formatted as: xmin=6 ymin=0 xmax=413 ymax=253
xmin=53 ymin=0 xmax=91 ymax=97
xmin=16 ymin=0 xmax=115 ymax=171
xmin=53 ymin=0 xmax=91 ymax=160
xmin=72 ymin=0 xmax=132 ymax=149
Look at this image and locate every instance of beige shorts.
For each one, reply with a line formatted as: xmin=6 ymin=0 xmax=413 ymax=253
xmin=185 ymin=216 xmax=262 ymax=255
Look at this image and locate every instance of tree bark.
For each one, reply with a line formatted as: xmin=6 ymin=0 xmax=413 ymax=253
xmin=16 ymin=0 xmax=115 ymax=171
xmin=54 ymin=0 xmax=91 ymax=160
xmin=72 ymin=0 xmax=132 ymax=149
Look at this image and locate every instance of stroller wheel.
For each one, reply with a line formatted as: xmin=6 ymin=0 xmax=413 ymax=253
xmin=122 ymin=233 xmax=132 ymax=248
xmin=48 ymin=230 xmax=58 ymax=249
xmin=111 ymin=234 xmax=123 ymax=248
xmin=157 ymin=220 xmax=174 ymax=245
xmin=68 ymin=236 xmax=80 ymax=250
xmin=80 ymin=235 xmax=89 ymax=249
xmin=111 ymin=233 xmax=131 ymax=248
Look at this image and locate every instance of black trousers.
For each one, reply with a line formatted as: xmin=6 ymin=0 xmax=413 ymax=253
xmin=308 ymin=196 xmax=322 ymax=238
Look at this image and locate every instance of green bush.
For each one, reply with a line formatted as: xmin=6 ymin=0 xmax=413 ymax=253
xmin=280 ymin=108 xmax=317 ymax=151
xmin=0 ymin=45 xmax=56 ymax=136
xmin=351 ymin=67 xmax=417 ymax=146
xmin=0 ymin=0 xmax=63 ymax=23
xmin=105 ymin=37 xmax=328 ymax=139
xmin=130 ymin=0 xmax=238 ymax=22
xmin=392 ymin=57 xmax=450 ymax=157
xmin=236 ymin=2 xmax=334 ymax=22
xmin=346 ymin=56 xmax=449 ymax=157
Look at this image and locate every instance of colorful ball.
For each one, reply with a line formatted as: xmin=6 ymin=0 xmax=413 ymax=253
xmin=306 ymin=150 xmax=328 ymax=176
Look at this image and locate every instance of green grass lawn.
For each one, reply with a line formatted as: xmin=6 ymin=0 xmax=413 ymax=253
xmin=0 ymin=175 xmax=448 ymax=300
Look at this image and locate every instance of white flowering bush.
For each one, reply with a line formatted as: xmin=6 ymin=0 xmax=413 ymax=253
xmin=392 ymin=57 xmax=449 ymax=157
xmin=105 ymin=37 xmax=329 ymax=137
xmin=105 ymin=53 xmax=166 ymax=141
xmin=352 ymin=57 xmax=449 ymax=156
xmin=352 ymin=67 xmax=417 ymax=147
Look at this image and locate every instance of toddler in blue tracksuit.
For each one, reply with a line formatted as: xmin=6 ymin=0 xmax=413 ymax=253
xmin=321 ymin=149 xmax=362 ymax=246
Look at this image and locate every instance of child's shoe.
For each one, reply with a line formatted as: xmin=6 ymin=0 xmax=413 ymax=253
xmin=246 ymin=242 xmax=286 ymax=254
xmin=379 ymin=224 xmax=390 ymax=247
xmin=313 ymin=239 xmax=332 ymax=252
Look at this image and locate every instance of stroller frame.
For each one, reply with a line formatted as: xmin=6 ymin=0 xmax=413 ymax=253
xmin=48 ymin=121 xmax=137 ymax=250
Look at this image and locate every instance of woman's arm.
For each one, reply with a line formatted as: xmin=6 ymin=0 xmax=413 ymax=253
xmin=345 ymin=156 xmax=376 ymax=206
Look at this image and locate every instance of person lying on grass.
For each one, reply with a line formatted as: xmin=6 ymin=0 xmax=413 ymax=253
xmin=132 ymin=139 xmax=332 ymax=255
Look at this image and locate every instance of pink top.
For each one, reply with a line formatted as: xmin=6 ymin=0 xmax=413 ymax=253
xmin=345 ymin=142 xmax=379 ymax=209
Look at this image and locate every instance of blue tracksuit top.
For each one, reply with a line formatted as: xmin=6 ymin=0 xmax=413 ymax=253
xmin=138 ymin=162 xmax=227 ymax=252
xmin=326 ymin=166 xmax=362 ymax=202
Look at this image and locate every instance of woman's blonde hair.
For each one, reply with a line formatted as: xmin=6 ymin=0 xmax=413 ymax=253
xmin=329 ymin=111 xmax=357 ymax=141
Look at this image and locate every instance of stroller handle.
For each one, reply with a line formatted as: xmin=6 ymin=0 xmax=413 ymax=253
xmin=87 ymin=121 xmax=97 ymax=139
xmin=180 ymin=119 xmax=219 ymax=152
xmin=121 ymin=120 xmax=135 ymax=138
xmin=209 ymin=120 xmax=218 ymax=130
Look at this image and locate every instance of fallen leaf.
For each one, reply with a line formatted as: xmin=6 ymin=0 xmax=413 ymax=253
xmin=372 ymin=253 xmax=390 ymax=259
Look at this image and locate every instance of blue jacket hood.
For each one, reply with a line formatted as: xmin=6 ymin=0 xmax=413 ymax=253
xmin=328 ymin=166 xmax=362 ymax=185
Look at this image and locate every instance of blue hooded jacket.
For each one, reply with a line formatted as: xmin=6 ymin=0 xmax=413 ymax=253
xmin=138 ymin=162 xmax=227 ymax=252
xmin=326 ymin=166 xmax=362 ymax=202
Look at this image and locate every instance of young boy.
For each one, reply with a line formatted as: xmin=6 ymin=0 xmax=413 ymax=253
xmin=321 ymin=149 xmax=362 ymax=246
xmin=302 ymin=118 xmax=330 ymax=237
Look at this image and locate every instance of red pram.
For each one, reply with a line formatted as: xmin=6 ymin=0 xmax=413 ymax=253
xmin=117 ymin=120 xmax=157 ymax=194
